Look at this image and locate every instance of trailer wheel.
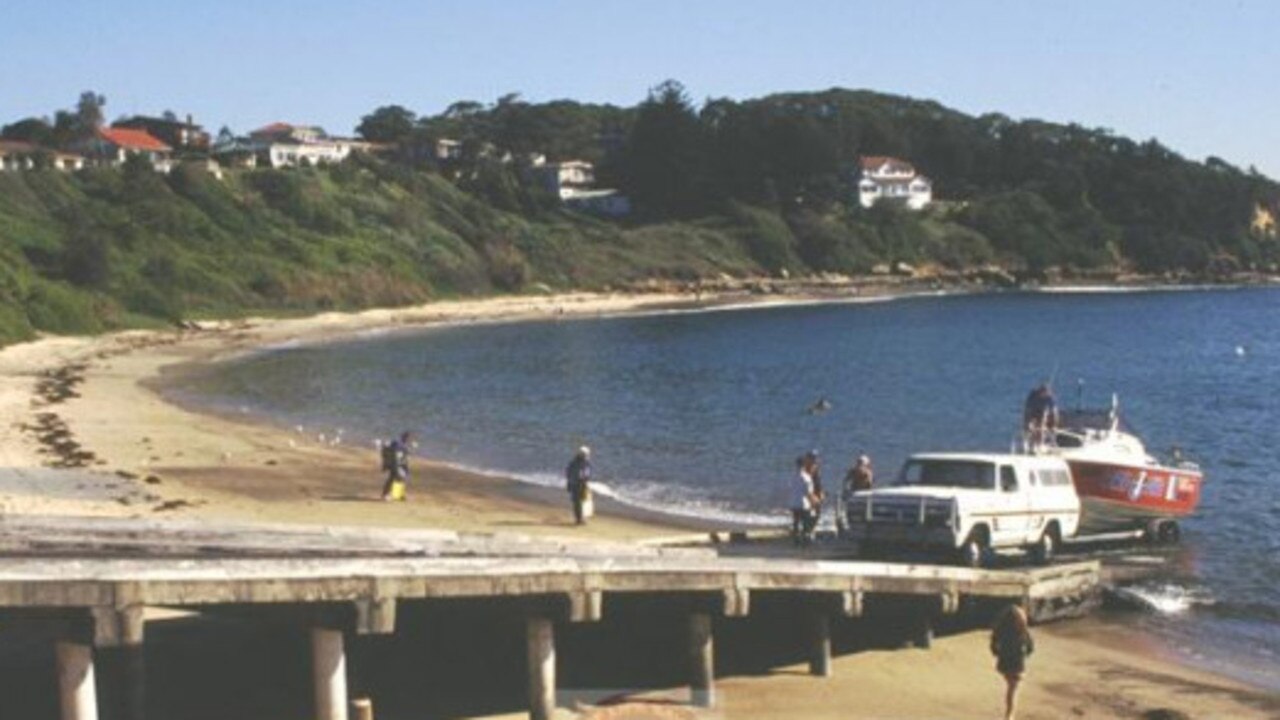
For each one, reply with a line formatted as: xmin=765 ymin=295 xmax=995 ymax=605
xmin=1158 ymin=521 xmax=1181 ymax=544
xmin=1030 ymin=523 xmax=1059 ymax=566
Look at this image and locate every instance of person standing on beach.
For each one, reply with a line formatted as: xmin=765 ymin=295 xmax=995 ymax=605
xmin=790 ymin=455 xmax=817 ymax=545
xmin=838 ymin=454 xmax=874 ymax=535
xmin=990 ymin=604 xmax=1035 ymax=720
xmin=381 ymin=431 xmax=412 ymax=501
xmin=565 ymin=446 xmax=593 ymax=525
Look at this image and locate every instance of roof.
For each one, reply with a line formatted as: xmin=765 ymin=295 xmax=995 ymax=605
xmin=907 ymin=452 xmax=1070 ymax=468
xmin=860 ymin=156 xmax=917 ymax=174
xmin=252 ymin=122 xmax=295 ymax=135
xmin=99 ymin=127 xmax=171 ymax=152
xmin=0 ymin=140 xmax=39 ymax=155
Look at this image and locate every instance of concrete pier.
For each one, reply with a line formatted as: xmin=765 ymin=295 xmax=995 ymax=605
xmin=526 ymin=617 xmax=556 ymax=720
xmin=0 ymin=518 xmax=1105 ymax=719
xmin=56 ymin=642 xmax=98 ymax=720
xmin=687 ymin=613 xmax=715 ymax=708
xmin=311 ymin=628 xmax=349 ymax=720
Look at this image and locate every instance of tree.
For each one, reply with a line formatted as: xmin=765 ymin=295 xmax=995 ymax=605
xmin=1 ymin=117 xmax=54 ymax=146
xmin=75 ymin=91 xmax=106 ymax=137
xmin=357 ymin=105 xmax=417 ymax=143
xmin=622 ymin=80 xmax=709 ymax=217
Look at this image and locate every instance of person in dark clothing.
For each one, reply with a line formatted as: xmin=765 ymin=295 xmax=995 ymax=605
xmin=990 ymin=604 xmax=1035 ymax=720
xmin=565 ymin=446 xmax=593 ymax=525
xmin=1023 ymin=384 xmax=1059 ymax=446
xmin=380 ymin=431 xmax=412 ymax=501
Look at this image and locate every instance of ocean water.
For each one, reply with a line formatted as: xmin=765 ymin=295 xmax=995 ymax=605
xmin=177 ymin=287 xmax=1280 ymax=685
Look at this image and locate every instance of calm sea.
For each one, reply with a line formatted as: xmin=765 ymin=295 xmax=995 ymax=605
xmin=177 ymin=287 xmax=1280 ymax=686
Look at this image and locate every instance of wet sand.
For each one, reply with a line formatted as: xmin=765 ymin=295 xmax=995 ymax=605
xmin=1 ymin=287 xmax=1277 ymax=718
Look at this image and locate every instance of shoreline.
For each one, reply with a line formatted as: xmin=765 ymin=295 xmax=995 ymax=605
xmin=1 ymin=281 xmax=1277 ymax=716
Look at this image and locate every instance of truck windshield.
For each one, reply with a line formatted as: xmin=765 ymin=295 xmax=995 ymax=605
xmin=898 ymin=460 xmax=995 ymax=490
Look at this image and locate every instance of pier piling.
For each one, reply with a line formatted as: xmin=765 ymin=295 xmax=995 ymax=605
xmin=311 ymin=628 xmax=349 ymax=720
xmin=56 ymin=641 xmax=98 ymax=720
xmin=807 ymin=613 xmax=832 ymax=677
xmin=526 ymin=617 xmax=556 ymax=720
xmin=687 ymin=612 xmax=715 ymax=707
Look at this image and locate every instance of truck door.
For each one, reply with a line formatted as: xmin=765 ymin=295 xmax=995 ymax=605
xmin=998 ymin=464 xmax=1032 ymax=542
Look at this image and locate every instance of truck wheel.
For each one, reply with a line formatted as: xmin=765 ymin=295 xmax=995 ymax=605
xmin=1158 ymin=521 xmax=1181 ymax=544
xmin=958 ymin=529 xmax=989 ymax=568
xmin=1030 ymin=524 xmax=1059 ymax=565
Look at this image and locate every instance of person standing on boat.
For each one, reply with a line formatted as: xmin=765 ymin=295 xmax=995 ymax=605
xmin=990 ymin=604 xmax=1035 ymax=720
xmin=837 ymin=454 xmax=874 ymax=536
xmin=1023 ymin=384 xmax=1059 ymax=447
xmin=565 ymin=446 xmax=593 ymax=525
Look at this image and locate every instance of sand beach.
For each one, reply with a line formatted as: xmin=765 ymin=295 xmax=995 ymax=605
xmin=1 ymin=287 xmax=1277 ymax=719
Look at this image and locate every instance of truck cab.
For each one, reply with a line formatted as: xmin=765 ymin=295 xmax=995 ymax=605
xmin=843 ymin=452 xmax=1081 ymax=566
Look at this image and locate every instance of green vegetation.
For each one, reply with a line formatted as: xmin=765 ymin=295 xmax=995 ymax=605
xmin=2 ymin=85 xmax=1278 ymax=347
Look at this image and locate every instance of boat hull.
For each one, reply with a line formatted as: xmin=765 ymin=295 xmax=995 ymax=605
xmin=1066 ymin=459 xmax=1203 ymax=534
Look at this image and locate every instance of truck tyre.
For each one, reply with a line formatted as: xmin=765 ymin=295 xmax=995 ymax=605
xmin=1030 ymin=523 xmax=1059 ymax=565
xmin=1158 ymin=521 xmax=1181 ymax=544
xmin=958 ymin=528 xmax=989 ymax=568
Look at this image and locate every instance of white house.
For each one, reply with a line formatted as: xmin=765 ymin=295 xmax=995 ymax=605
xmin=535 ymin=160 xmax=596 ymax=199
xmin=247 ymin=123 xmax=354 ymax=168
xmin=0 ymin=140 xmax=85 ymax=172
xmin=857 ymin=156 xmax=932 ymax=210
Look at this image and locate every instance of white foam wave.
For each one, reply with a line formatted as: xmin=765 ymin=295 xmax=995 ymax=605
xmin=1113 ymin=582 xmax=1216 ymax=615
xmin=439 ymin=460 xmax=779 ymax=527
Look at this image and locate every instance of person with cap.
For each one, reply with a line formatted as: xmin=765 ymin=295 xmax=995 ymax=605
xmin=380 ymin=431 xmax=413 ymax=501
xmin=565 ymin=445 xmax=593 ymax=525
xmin=838 ymin=454 xmax=874 ymax=535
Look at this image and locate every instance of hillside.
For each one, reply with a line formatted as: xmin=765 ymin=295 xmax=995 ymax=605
xmin=2 ymin=86 xmax=1278 ymax=346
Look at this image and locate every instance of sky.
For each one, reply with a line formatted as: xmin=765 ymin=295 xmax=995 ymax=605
xmin=2 ymin=0 xmax=1277 ymax=176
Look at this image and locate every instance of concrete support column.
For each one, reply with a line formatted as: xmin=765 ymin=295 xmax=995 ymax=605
xmin=56 ymin=642 xmax=99 ymax=720
xmin=687 ymin=613 xmax=715 ymax=708
xmin=311 ymin=628 xmax=349 ymax=720
xmin=526 ymin=617 xmax=556 ymax=720
xmin=808 ymin=613 xmax=832 ymax=677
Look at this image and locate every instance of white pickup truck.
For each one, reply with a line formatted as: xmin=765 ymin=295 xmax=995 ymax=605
xmin=843 ymin=452 xmax=1081 ymax=566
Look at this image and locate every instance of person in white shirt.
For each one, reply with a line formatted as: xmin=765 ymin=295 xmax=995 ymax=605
xmin=790 ymin=455 xmax=817 ymax=545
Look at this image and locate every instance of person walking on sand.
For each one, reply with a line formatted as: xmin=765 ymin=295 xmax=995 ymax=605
xmin=990 ymin=604 xmax=1035 ymax=720
xmin=565 ymin=446 xmax=593 ymax=525
xmin=380 ymin=431 xmax=412 ymax=501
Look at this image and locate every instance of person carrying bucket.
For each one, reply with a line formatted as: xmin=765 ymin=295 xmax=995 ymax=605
xmin=380 ymin=431 xmax=412 ymax=501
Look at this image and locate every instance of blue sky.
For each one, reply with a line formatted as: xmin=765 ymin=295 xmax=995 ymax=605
xmin=2 ymin=0 xmax=1277 ymax=176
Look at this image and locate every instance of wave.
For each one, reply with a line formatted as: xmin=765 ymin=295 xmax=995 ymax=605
xmin=439 ymin=460 xmax=780 ymax=528
xmin=1110 ymin=580 xmax=1217 ymax=615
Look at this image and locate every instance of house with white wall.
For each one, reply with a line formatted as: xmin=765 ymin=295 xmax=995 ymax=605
xmin=0 ymin=140 xmax=85 ymax=172
xmin=85 ymin=127 xmax=173 ymax=173
xmin=857 ymin=156 xmax=932 ymax=210
xmin=247 ymin=123 xmax=354 ymax=168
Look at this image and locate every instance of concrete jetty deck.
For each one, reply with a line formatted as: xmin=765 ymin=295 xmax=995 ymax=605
xmin=0 ymin=517 xmax=1101 ymax=720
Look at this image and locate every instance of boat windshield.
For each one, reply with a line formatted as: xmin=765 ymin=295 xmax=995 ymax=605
xmin=897 ymin=460 xmax=996 ymax=490
xmin=1059 ymin=408 xmax=1137 ymax=435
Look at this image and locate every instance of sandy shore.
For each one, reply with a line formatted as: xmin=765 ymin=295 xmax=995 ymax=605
xmin=2 ymin=286 xmax=1276 ymax=718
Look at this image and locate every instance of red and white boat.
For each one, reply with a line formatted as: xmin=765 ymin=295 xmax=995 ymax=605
xmin=1029 ymin=395 xmax=1204 ymax=541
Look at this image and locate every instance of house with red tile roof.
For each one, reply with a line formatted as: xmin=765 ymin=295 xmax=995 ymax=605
xmin=857 ymin=156 xmax=932 ymax=210
xmin=86 ymin=127 xmax=174 ymax=172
